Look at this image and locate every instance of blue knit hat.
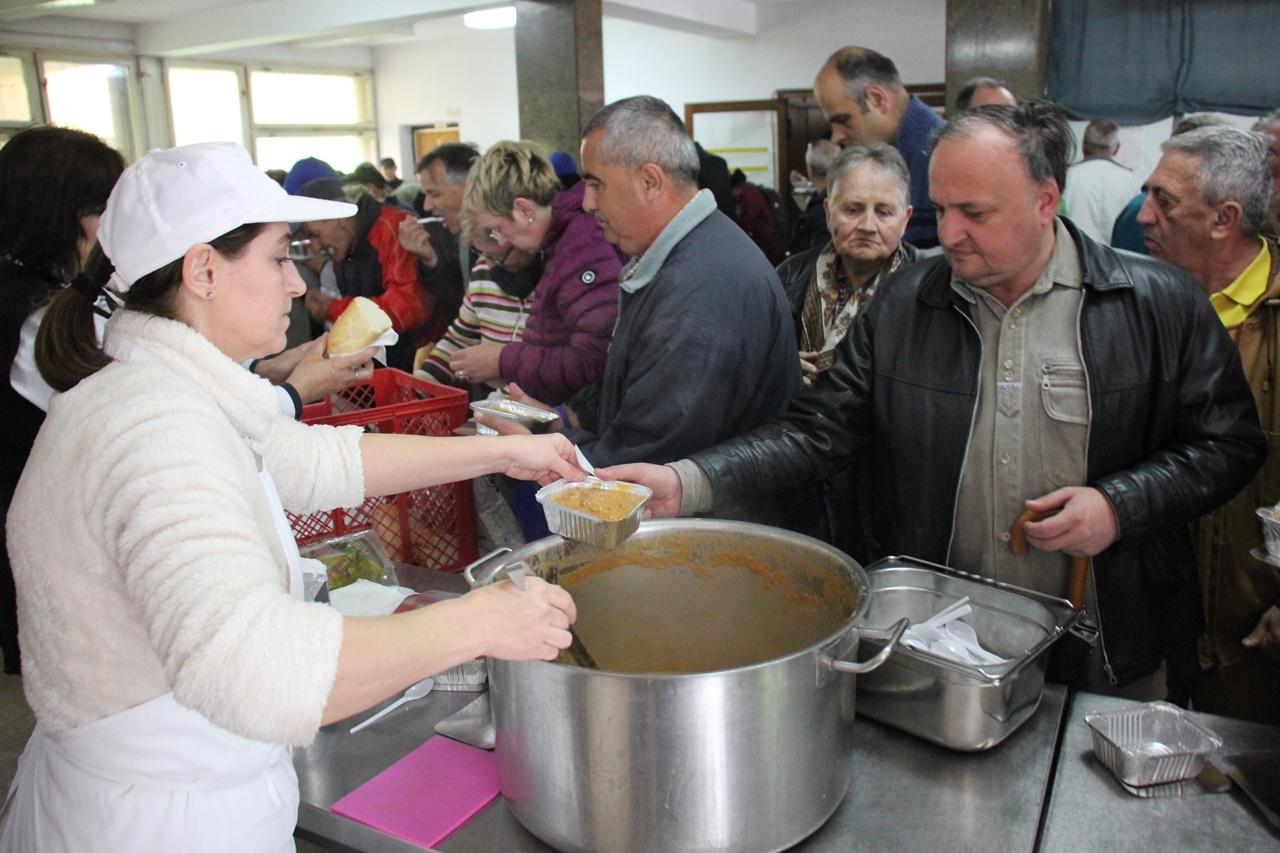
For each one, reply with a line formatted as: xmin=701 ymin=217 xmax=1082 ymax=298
xmin=549 ymin=150 xmax=578 ymax=180
xmin=284 ymin=157 xmax=338 ymax=195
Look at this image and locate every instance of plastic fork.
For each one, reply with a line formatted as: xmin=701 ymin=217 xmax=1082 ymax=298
xmin=922 ymin=596 xmax=972 ymax=629
xmin=350 ymin=677 xmax=435 ymax=734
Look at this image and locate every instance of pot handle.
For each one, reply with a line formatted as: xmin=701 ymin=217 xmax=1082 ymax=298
xmin=462 ymin=547 xmax=513 ymax=588
xmin=828 ymin=617 xmax=909 ymax=675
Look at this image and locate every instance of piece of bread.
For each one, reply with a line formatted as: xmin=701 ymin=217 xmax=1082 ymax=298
xmin=327 ymin=296 xmax=392 ymax=356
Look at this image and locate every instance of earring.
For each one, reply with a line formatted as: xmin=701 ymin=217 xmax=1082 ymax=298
xmin=205 ymin=290 xmax=214 ymax=300
xmin=527 ymin=217 xmax=534 ymax=224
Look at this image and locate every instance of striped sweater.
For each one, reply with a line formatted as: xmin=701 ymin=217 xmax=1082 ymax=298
xmin=415 ymin=258 xmax=529 ymax=389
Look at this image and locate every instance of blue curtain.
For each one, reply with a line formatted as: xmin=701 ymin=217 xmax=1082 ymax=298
xmin=1048 ymin=0 xmax=1280 ymax=123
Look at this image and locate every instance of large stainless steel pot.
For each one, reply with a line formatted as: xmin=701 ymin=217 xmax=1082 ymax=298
xmin=465 ymin=519 xmax=905 ymax=853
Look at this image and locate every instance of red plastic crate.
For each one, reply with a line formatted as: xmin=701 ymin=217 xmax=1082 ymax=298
xmin=288 ymin=369 xmax=477 ymax=573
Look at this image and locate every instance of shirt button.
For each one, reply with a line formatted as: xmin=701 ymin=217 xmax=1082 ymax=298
xmin=1003 ymin=359 xmax=1014 ymax=369
xmin=1000 ymin=532 xmax=1012 ymax=542
xmin=1004 ymin=372 xmax=1013 ymax=380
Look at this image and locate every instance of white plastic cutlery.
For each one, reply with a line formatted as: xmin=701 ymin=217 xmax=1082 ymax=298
xmin=349 ymin=677 xmax=435 ymax=734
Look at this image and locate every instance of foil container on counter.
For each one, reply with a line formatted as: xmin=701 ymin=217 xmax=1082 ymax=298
xmin=431 ymin=659 xmax=488 ymax=692
xmin=1085 ymin=701 xmax=1222 ymax=788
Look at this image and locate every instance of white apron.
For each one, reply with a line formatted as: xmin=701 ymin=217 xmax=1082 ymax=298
xmin=0 ymin=344 xmax=311 ymax=853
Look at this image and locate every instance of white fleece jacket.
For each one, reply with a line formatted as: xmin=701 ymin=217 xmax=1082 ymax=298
xmin=7 ymin=311 xmax=364 ymax=746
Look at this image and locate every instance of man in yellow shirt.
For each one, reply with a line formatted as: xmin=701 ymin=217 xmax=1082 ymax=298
xmin=1139 ymin=125 xmax=1280 ymax=723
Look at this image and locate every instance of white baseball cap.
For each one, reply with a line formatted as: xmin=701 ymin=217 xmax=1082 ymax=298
xmin=98 ymin=142 xmax=355 ymax=289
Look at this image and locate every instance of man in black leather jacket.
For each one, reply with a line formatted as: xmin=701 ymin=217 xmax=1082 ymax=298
xmin=606 ymin=103 xmax=1266 ymax=690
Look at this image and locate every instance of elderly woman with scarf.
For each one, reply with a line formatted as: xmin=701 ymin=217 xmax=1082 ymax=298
xmin=775 ymin=143 xmax=917 ymax=559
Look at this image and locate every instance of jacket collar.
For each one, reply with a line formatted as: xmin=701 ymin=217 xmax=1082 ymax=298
xmin=619 ymin=189 xmax=715 ymax=294
xmin=918 ymin=216 xmax=1135 ymax=309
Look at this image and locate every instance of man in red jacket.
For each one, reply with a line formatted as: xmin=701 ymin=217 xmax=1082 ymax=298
xmin=295 ymin=177 xmax=433 ymax=370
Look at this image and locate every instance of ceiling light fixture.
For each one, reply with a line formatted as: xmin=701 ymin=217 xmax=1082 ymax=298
xmin=463 ymin=6 xmax=516 ymax=30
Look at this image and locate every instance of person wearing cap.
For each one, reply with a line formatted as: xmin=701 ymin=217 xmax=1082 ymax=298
xmin=2 ymin=142 xmax=583 ymax=851
xmin=283 ymin=156 xmax=338 ymax=196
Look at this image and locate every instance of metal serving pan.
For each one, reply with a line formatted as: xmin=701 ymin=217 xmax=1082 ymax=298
xmin=854 ymin=556 xmax=1079 ymax=751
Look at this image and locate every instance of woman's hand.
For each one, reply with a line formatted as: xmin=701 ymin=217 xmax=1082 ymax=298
xmin=286 ymin=335 xmax=377 ymax=403
xmin=499 ymin=433 xmax=586 ymax=485
xmin=451 ymin=343 xmax=505 ymax=385
xmin=464 ymin=576 xmax=577 ymax=661
xmin=799 ymin=351 xmax=820 ymax=386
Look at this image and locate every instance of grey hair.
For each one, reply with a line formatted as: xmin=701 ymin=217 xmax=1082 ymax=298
xmin=1252 ymin=109 xmax=1280 ymax=137
xmin=826 ymin=143 xmax=910 ymax=206
xmin=1082 ymin=119 xmax=1119 ymax=156
xmin=1161 ymin=126 xmax=1272 ymax=237
xmin=805 ymin=139 xmax=841 ymax=178
xmin=582 ymin=96 xmax=700 ymax=185
xmin=934 ymin=100 xmax=1074 ymax=192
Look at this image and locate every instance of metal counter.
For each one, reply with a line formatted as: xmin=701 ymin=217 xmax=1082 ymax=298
xmin=1039 ymin=692 xmax=1280 ymax=852
xmin=294 ymin=596 xmax=1068 ymax=853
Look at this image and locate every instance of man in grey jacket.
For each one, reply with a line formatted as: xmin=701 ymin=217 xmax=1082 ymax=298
xmin=488 ymin=96 xmax=802 ymax=486
xmin=607 ymin=102 xmax=1265 ymax=694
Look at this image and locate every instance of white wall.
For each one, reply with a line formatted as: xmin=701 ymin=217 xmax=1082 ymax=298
xmin=370 ymin=0 xmax=946 ymax=169
xmin=603 ymin=0 xmax=946 ymax=122
xmin=373 ymin=29 xmax=519 ymax=170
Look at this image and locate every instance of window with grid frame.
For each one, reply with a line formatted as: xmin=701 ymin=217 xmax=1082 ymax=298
xmin=165 ymin=61 xmax=377 ymax=172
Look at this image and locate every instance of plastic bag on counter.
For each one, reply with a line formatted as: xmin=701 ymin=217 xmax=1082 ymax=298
xmin=301 ymin=530 xmax=399 ymax=592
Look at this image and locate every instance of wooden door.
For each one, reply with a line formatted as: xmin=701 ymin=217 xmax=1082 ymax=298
xmin=412 ymin=125 xmax=461 ymax=162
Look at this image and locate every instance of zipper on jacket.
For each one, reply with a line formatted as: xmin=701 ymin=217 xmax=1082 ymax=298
xmin=1076 ymin=291 xmax=1117 ymax=685
xmin=944 ymin=303 xmax=983 ymax=564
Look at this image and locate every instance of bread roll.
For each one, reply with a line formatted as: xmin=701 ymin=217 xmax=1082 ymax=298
xmin=327 ymin=296 xmax=392 ymax=356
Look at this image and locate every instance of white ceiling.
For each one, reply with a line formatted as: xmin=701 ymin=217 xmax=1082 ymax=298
xmin=0 ymin=0 xmax=800 ymax=53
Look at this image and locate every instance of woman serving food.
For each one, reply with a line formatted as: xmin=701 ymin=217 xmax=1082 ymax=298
xmin=1 ymin=142 xmax=582 ymax=852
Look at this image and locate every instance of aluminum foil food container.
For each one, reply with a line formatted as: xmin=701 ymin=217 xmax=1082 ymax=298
xmin=535 ymin=479 xmax=652 ymax=548
xmin=1085 ymin=701 xmax=1222 ymax=787
xmin=431 ymin=659 xmax=488 ymax=692
xmin=470 ymin=399 xmax=560 ymax=435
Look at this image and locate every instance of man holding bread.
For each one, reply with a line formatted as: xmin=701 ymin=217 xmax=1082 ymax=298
xmin=295 ymin=177 xmax=434 ymax=370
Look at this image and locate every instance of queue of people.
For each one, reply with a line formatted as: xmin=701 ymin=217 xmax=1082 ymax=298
xmin=2 ymin=35 xmax=1280 ymax=852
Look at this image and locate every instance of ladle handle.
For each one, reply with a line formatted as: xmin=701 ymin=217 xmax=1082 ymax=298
xmin=463 ymin=547 xmax=513 ymax=588
xmin=1009 ymin=508 xmax=1089 ymax=609
xmin=828 ymin=618 xmax=909 ymax=675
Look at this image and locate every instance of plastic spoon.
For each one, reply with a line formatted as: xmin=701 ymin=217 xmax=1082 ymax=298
xmin=943 ymin=620 xmax=1007 ymax=664
xmin=349 ymin=677 xmax=436 ymax=734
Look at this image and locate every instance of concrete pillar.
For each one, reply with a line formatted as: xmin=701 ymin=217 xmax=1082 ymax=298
xmin=945 ymin=0 xmax=1050 ymax=114
xmin=514 ymin=0 xmax=604 ymax=157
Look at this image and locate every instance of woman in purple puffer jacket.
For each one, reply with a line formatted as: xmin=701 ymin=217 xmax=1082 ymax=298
xmin=454 ymin=141 xmax=621 ymax=406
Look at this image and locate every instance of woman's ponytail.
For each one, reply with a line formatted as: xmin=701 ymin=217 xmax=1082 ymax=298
xmin=33 ymin=246 xmax=113 ymax=392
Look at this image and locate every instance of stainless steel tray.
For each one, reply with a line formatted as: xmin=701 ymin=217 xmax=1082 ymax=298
xmin=854 ymin=556 xmax=1079 ymax=751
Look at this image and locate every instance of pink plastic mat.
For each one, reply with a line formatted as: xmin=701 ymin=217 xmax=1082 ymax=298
xmin=330 ymin=735 xmax=500 ymax=847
